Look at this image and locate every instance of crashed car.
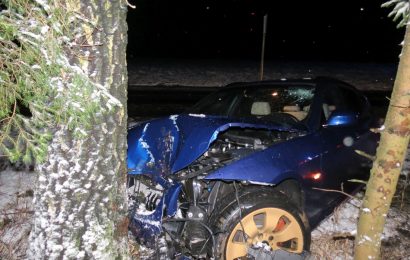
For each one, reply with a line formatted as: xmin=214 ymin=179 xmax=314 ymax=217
xmin=127 ymin=77 xmax=378 ymax=259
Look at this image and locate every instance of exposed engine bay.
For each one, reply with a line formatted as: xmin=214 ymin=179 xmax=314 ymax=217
xmin=128 ymin=127 xmax=306 ymax=258
xmin=175 ymin=128 xmax=304 ymax=181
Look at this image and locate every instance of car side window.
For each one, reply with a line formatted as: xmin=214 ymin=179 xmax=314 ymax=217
xmin=338 ymin=86 xmax=365 ymax=114
xmin=321 ymin=86 xmax=343 ymax=121
xmin=321 ymin=84 xmax=365 ymax=124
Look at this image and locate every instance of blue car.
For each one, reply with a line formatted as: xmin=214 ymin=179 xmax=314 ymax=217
xmin=127 ymin=77 xmax=378 ymax=259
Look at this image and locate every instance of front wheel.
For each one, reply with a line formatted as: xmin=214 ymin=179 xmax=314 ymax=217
xmin=211 ymin=187 xmax=310 ymax=259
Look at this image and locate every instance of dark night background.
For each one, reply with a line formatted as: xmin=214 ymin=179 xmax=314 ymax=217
xmin=127 ymin=0 xmax=405 ymax=62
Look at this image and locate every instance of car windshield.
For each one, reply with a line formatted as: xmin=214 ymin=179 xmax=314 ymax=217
xmin=189 ymin=85 xmax=316 ymax=123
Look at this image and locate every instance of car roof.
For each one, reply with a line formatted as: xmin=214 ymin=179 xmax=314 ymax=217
xmin=222 ymin=77 xmax=355 ymax=91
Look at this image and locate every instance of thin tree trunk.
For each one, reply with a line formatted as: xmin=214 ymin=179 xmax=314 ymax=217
xmin=28 ymin=1 xmax=129 ymax=258
xmin=354 ymin=24 xmax=410 ymax=260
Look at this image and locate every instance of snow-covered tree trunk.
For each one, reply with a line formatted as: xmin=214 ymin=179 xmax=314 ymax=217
xmin=27 ymin=1 xmax=129 ymax=258
xmin=354 ymin=24 xmax=410 ymax=260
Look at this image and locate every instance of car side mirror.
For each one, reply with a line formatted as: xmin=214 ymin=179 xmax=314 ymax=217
xmin=325 ymin=111 xmax=358 ymax=127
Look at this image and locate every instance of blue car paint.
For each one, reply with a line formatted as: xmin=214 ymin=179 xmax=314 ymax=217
xmin=204 ymin=132 xmax=322 ymax=184
xmin=164 ymin=183 xmax=182 ymax=217
xmin=127 ymin=117 xmax=181 ymax=175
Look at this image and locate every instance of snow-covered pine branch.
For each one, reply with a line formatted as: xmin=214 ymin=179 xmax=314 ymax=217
xmin=382 ymin=0 xmax=410 ymax=27
xmin=0 ymin=0 xmax=122 ymax=164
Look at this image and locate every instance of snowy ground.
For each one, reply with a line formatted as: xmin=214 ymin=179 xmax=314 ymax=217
xmin=310 ymin=174 xmax=410 ymax=259
xmin=1 ymin=60 xmax=408 ymax=259
xmin=128 ymin=58 xmax=397 ymax=90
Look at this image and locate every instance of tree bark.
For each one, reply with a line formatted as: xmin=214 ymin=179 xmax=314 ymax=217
xmin=354 ymin=24 xmax=410 ymax=260
xmin=28 ymin=1 xmax=129 ymax=259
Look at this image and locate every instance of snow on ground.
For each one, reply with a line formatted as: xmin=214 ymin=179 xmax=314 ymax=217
xmin=312 ymin=187 xmax=410 ymax=242
xmin=128 ymin=58 xmax=397 ymax=90
xmin=310 ymin=147 xmax=410 ymax=260
xmin=310 ymin=188 xmax=410 ymax=259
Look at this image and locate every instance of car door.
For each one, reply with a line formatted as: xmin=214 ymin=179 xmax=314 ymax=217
xmin=303 ymin=83 xmax=362 ymax=226
xmin=320 ymin=84 xmax=372 ymax=196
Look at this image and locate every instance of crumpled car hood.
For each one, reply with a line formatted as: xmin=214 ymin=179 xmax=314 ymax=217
xmin=127 ymin=114 xmax=299 ymax=175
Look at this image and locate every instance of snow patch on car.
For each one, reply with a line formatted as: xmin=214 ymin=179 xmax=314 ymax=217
xmin=138 ymin=123 xmax=155 ymax=164
xmin=169 ymin=115 xmax=180 ymax=131
xmin=188 ymin=113 xmax=207 ymax=118
xmin=247 ymin=180 xmax=275 ymax=186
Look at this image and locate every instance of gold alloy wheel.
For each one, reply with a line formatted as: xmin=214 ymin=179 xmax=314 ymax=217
xmin=225 ymin=207 xmax=304 ymax=260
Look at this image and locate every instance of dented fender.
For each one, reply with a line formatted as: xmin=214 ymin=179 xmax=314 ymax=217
xmin=204 ymin=133 xmax=322 ymax=185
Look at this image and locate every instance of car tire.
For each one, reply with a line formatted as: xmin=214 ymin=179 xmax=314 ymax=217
xmin=210 ymin=186 xmax=310 ymax=260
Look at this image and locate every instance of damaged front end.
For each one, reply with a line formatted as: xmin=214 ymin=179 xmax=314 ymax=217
xmin=127 ymin=175 xmax=181 ymax=246
xmin=127 ymin=114 xmax=306 ymax=257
